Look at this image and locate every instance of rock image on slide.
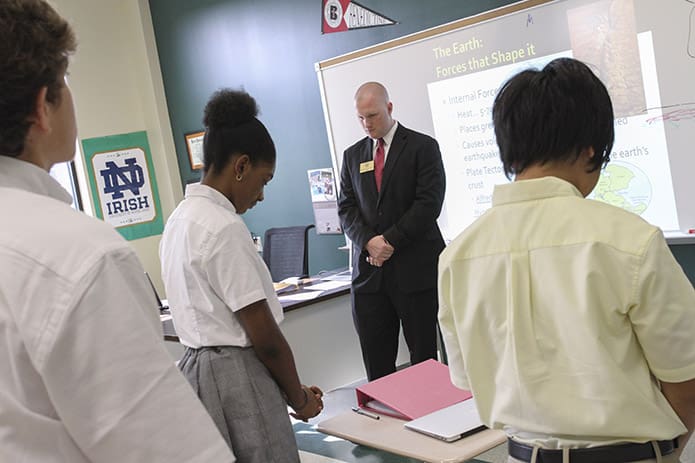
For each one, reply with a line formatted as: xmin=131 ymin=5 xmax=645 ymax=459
xmin=567 ymin=0 xmax=646 ymax=119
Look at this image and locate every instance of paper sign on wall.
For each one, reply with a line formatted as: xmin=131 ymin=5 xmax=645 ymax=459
xmin=308 ymin=168 xmax=342 ymax=234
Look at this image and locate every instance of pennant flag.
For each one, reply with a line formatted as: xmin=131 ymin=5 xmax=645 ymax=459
xmin=322 ymin=0 xmax=396 ymax=34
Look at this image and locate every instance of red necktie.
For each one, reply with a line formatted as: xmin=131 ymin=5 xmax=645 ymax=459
xmin=374 ymin=138 xmax=384 ymax=192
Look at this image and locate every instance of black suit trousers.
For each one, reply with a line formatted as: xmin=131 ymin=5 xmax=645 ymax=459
xmin=351 ymin=265 xmax=438 ymax=381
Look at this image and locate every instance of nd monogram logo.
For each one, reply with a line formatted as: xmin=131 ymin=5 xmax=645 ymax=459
xmin=99 ymin=157 xmax=145 ymax=199
xmin=98 ymin=157 xmax=150 ymax=217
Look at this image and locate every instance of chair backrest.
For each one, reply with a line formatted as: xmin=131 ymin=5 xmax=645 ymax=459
xmin=262 ymin=225 xmax=314 ymax=281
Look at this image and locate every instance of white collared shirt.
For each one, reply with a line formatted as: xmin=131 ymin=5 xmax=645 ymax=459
xmin=439 ymin=176 xmax=695 ymax=447
xmin=0 ymin=156 xmax=234 ymax=462
xmin=159 ymin=183 xmax=283 ymax=348
xmin=372 ymin=120 xmax=399 ymax=162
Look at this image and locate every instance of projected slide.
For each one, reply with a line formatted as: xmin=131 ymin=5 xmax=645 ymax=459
xmin=317 ymin=0 xmax=695 ymax=242
xmin=427 ymin=31 xmax=678 ymax=242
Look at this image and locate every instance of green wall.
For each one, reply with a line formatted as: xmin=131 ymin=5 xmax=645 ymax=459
xmin=148 ymin=0 xmax=516 ymax=274
xmin=148 ymin=0 xmax=695 ymax=284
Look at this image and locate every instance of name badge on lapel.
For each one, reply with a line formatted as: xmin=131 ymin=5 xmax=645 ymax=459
xmin=359 ymin=160 xmax=375 ymax=173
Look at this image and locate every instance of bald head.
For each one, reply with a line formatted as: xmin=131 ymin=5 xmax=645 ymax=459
xmin=355 ymin=82 xmax=390 ymax=105
xmin=354 ymin=82 xmax=394 ymax=140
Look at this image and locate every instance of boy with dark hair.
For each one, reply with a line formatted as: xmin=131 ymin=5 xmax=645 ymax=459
xmin=0 ymin=1 xmax=234 ymax=461
xmin=439 ymin=57 xmax=695 ymax=463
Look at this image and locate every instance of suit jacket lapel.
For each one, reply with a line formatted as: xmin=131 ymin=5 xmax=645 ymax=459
xmin=377 ymin=124 xmax=406 ymax=205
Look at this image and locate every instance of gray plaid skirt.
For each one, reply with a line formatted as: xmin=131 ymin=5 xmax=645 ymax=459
xmin=179 ymin=345 xmax=300 ymax=463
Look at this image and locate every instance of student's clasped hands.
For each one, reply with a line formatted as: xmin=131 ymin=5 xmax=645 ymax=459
xmin=290 ymin=385 xmax=324 ymax=422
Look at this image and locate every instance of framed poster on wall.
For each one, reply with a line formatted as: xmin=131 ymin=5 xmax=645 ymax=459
xmin=185 ymin=130 xmax=205 ymax=170
xmin=82 ymin=131 xmax=164 ymax=241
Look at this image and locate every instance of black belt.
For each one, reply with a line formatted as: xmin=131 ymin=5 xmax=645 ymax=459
xmin=508 ymin=438 xmax=676 ymax=463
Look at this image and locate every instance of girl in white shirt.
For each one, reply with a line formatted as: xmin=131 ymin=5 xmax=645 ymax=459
xmin=160 ymin=89 xmax=323 ymax=463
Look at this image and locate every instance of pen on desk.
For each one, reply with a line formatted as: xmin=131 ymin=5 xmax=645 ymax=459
xmin=351 ymin=406 xmax=380 ymax=420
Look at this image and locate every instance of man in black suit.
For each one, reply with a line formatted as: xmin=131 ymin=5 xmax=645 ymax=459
xmin=338 ymin=82 xmax=446 ymax=380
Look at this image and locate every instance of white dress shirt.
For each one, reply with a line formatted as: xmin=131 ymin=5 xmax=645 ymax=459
xmin=159 ymin=183 xmax=283 ymax=348
xmin=0 ymin=156 xmax=235 ymax=462
xmin=372 ymin=120 xmax=399 ymax=161
xmin=439 ymin=176 xmax=695 ymax=447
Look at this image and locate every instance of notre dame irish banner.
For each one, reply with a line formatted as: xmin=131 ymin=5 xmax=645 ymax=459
xmin=82 ymin=131 xmax=163 ymax=241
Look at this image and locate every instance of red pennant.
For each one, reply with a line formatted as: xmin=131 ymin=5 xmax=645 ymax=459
xmin=322 ymin=0 xmax=396 ymax=34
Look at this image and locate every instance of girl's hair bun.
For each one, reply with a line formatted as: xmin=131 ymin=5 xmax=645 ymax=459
xmin=203 ymin=89 xmax=259 ymax=129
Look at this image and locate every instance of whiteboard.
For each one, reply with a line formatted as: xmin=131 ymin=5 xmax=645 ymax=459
xmin=316 ymin=0 xmax=695 ymax=243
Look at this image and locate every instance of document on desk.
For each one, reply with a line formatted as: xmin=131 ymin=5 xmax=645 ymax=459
xmin=321 ymin=270 xmax=352 ymax=282
xmin=274 ymin=282 xmax=298 ymax=294
xmin=278 ymin=291 xmax=323 ymax=302
xmin=304 ymin=280 xmax=348 ymax=291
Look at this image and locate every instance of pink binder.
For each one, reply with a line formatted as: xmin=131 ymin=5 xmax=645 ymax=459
xmin=355 ymin=359 xmax=472 ymax=420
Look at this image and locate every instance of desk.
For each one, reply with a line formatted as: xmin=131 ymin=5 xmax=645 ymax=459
xmin=318 ymin=411 xmax=506 ymax=463
xmin=161 ymin=271 xmax=351 ymax=342
xmin=161 ymin=269 xmax=412 ymax=391
xmin=276 ymin=274 xmax=351 ymax=312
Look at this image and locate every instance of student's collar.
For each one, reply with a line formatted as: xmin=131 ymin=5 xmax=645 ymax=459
xmin=492 ymin=176 xmax=583 ymax=207
xmin=0 ymin=155 xmax=72 ymax=204
xmin=184 ymin=182 xmax=238 ymax=214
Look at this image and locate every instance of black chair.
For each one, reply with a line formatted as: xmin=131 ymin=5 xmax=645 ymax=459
xmin=262 ymin=225 xmax=315 ymax=281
